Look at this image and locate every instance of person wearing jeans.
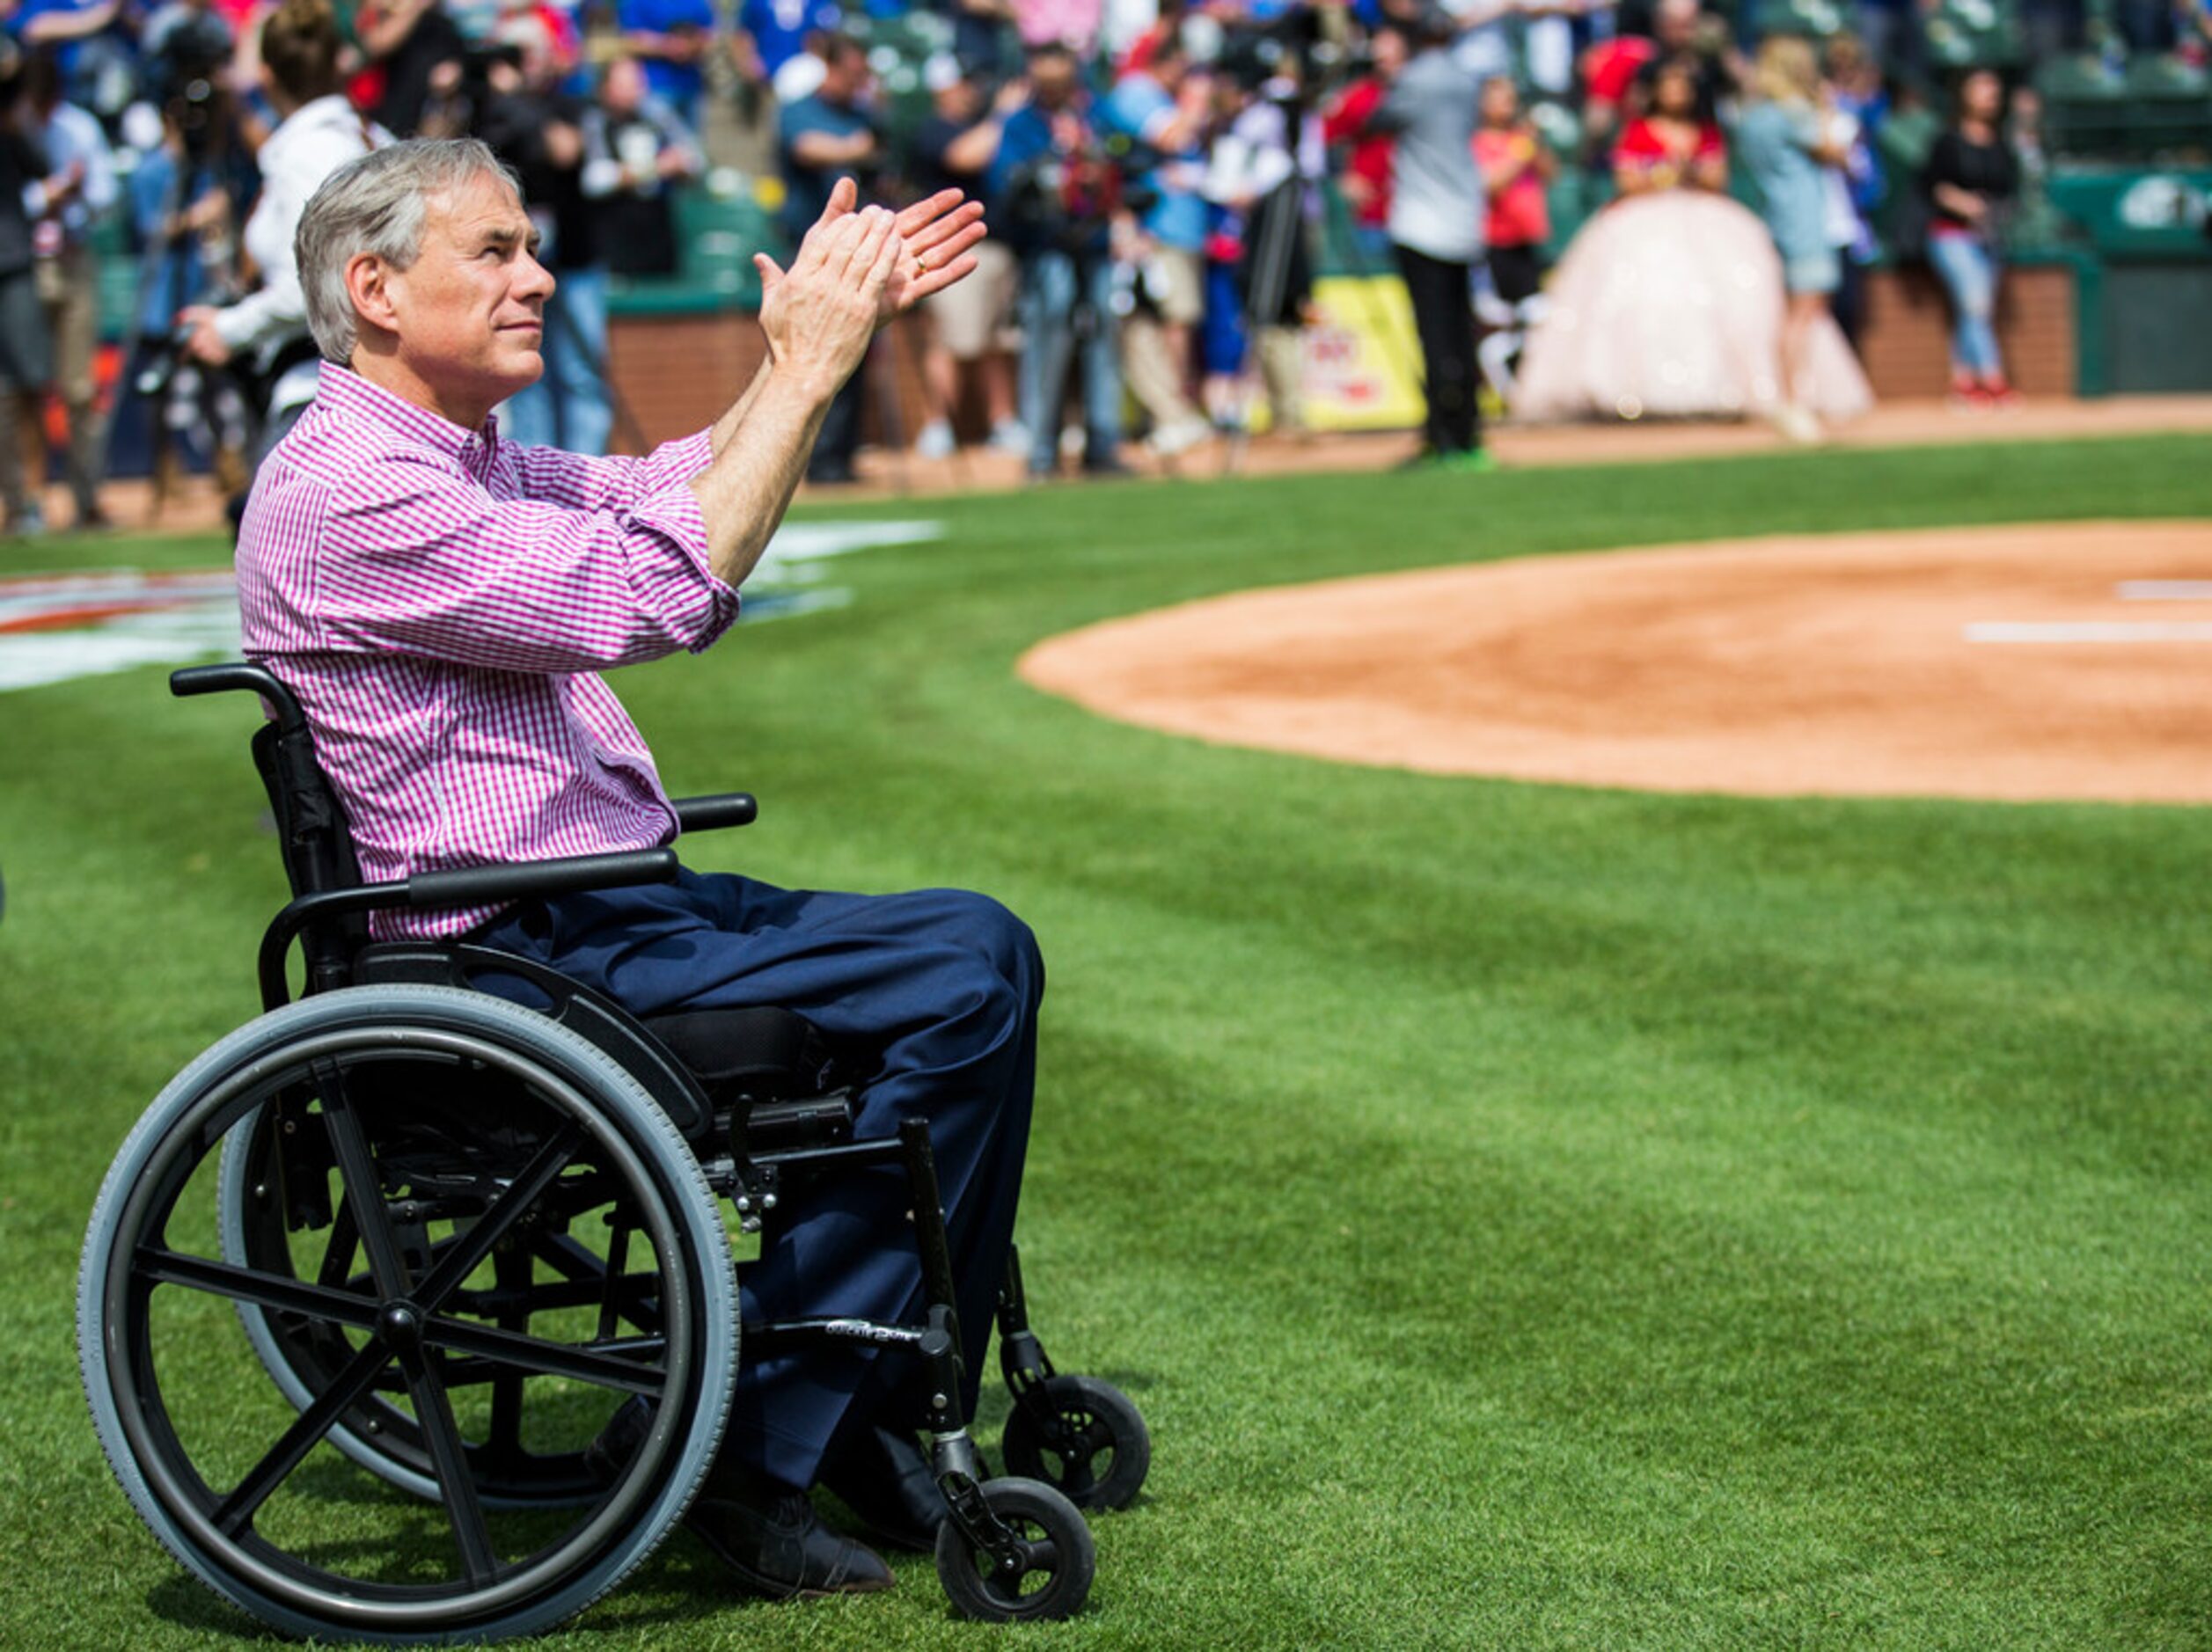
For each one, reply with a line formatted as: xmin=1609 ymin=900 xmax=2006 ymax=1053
xmin=1923 ymin=69 xmax=2019 ymax=409
xmin=989 ymin=44 xmax=1124 ymax=479
xmin=1014 ymin=246 xmax=1123 ymax=475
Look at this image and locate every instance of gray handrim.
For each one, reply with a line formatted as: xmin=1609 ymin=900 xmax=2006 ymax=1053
xmin=77 ymin=984 xmax=738 ymax=1644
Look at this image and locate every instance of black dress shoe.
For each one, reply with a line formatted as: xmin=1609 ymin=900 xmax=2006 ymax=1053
xmin=585 ymin=1399 xmax=894 ymax=1600
xmin=818 ymin=1422 xmax=951 ymax=1553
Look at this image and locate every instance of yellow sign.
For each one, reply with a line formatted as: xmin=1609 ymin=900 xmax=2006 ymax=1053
xmin=1301 ymin=275 xmax=1427 ymax=432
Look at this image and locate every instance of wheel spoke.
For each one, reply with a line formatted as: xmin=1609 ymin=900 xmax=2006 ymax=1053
xmin=399 ymin=1351 xmax=502 ymax=1588
xmin=316 ymin=1061 xmax=413 ymax=1298
xmin=313 ymin=1195 xmax=363 ymax=1290
xmin=422 ymin=1315 xmax=667 ymax=1394
xmin=135 ymin=1246 xmax=381 ymax=1332
xmin=407 ymin=1123 xmax=586 ymax=1317
xmin=211 ymin=1339 xmax=394 ymax=1538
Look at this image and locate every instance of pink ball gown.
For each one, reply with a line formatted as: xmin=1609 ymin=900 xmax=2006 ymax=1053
xmin=1510 ymin=188 xmax=1872 ymax=423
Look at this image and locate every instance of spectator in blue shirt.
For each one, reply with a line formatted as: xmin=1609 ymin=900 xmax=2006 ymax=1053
xmin=620 ymin=0 xmax=718 ymax=130
xmin=9 ymin=0 xmax=133 ymax=119
xmin=1736 ymin=34 xmax=1850 ymax=442
xmin=1102 ymin=38 xmax=1212 ymax=455
xmin=741 ymin=0 xmax=846 ymax=101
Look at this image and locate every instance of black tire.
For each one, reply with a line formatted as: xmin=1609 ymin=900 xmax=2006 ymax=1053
xmin=1000 ymin=1374 xmax=1150 ymax=1511
xmin=934 ymin=1476 xmax=1095 ymax=1622
xmin=78 ymin=985 xmax=738 ymax=1644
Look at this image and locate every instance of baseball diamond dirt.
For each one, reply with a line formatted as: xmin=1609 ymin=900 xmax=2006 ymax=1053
xmin=1019 ymin=521 xmax=2212 ymax=805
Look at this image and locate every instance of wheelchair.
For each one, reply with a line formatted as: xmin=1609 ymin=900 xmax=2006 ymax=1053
xmin=77 ymin=662 xmax=1148 ymax=1642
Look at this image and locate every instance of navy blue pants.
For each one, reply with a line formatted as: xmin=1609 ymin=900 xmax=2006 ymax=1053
xmin=474 ymin=866 xmax=1042 ymax=1488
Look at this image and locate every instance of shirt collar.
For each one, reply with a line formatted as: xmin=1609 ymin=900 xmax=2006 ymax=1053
xmin=316 ymin=364 xmax=500 ymax=463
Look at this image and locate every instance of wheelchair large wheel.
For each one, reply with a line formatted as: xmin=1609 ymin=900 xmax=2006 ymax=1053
xmin=219 ymin=1103 xmax=609 ymax=1509
xmin=79 ymin=985 xmax=738 ymax=1644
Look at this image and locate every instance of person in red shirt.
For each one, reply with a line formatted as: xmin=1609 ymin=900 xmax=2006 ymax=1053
xmin=1513 ymin=52 xmax=1869 ymax=424
xmin=1610 ymin=57 xmax=1727 ymax=195
xmin=1319 ymin=22 xmax=1407 ymax=269
xmin=1472 ymin=75 xmax=1553 ymax=305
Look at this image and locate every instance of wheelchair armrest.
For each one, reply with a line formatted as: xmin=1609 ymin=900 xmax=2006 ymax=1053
xmin=172 ymin=662 xmax=307 ymax=733
xmin=258 ymin=848 xmax=680 ymax=1010
xmin=403 ymin=848 xmax=680 ymax=911
xmin=672 ymin=793 xmax=758 ymax=833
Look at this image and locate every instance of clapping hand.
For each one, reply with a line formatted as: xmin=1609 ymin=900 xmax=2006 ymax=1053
xmin=753 ymin=177 xmax=988 ymax=329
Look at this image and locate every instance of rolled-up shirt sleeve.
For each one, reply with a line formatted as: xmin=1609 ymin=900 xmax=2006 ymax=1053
xmin=509 ymin=429 xmax=714 ymax=515
xmin=309 ymin=439 xmax=739 ymax=673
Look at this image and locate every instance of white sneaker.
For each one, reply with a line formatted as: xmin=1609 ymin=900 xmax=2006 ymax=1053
xmin=1772 ymin=403 xmax=1824 ymax=445
xmin=986 ymin=419 xmax=1029 ymax=456
xmin=915 ymin=420 xmax=956 ymax=460
xmin=1148 ymin=417 xmax=1212 ymax=457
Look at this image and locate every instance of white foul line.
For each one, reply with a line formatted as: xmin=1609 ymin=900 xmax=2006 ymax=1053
xmin=2117 ymin=581 xmax=2212 ymax=601
xmin=1966 ymin=621 xmax=2212 ymax=644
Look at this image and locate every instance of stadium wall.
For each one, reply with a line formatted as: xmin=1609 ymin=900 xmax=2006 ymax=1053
xmin=603 ymin=265 xmax=2080 ymax=450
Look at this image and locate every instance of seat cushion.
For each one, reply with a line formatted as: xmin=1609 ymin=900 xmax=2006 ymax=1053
xmin=641 ymin=1006 xmax=833 ymax=1101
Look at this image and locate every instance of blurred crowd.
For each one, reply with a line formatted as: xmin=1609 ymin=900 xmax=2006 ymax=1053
xmin=1 ymin=0 xmax=2201 ymax=525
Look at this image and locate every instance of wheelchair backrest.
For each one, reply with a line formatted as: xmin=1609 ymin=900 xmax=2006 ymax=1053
xmin=175 ymin=662 xmax=371 ymax=994
xmin=249 ymin=718 xmax=370 ymax=993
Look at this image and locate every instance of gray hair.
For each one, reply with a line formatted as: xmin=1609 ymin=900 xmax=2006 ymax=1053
xmin=296 ymin=138 xmax=523 ymax=365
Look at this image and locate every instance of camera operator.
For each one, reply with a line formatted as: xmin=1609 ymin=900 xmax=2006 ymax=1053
xmin=127 ymin=62 xmax=257 ymax=506
xmin=177 ymin=0 xmax=388 ymax=464
xmin=988 ymin=41 xmax=1126 ymax=480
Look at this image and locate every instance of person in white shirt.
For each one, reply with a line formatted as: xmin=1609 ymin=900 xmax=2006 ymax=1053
xmin=179 ymin=0 xmax=387 ymax=463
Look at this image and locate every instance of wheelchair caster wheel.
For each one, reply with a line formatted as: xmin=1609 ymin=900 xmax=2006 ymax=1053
xmin=934 ymin=1476 xmax=1095 ymax=1621
xmin=1000 ymin=1374 xmax=1150 ymax=1511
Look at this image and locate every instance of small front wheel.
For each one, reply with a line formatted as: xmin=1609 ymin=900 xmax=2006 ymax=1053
xmin=934 ymin=1476 xmax=1095 ymax=1621
xmin=1001 ymin=1374 xmax=1150 ymax=1511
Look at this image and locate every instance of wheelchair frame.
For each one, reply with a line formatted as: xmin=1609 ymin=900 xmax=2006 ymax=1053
xmin=75 ymin=662 xmax=1147 ymax=1641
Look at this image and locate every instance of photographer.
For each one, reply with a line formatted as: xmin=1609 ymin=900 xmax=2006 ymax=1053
xmin=127 ymin=68 xmax=256 ymax=505
xmin=178 ymin=0 xmax=388 ymax=462
xmin=989 ymin=41 xmax=1125 ymax=480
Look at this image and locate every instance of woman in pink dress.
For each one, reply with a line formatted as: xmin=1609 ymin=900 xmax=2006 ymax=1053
xmin=1512 ymin=57 xmax=1870 ymax=425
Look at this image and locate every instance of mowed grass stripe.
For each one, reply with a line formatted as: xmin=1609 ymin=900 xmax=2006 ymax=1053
xmin=2 ymin=434 xmax=2209 ymax=1648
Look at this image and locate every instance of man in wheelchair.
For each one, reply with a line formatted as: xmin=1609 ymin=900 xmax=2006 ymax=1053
xmin=230 ymin=137 xmax=1021 ymax=1598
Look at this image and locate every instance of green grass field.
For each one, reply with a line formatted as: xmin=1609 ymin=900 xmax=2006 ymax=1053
xmin=5 ymin=435 xmax=2212 ymax=1650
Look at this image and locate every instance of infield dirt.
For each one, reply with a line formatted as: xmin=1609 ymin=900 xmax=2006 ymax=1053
xmin=1019 ymin=520 xmax=2212 ymax=804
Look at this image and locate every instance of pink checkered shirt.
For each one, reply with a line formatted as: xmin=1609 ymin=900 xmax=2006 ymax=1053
xmin=236 ymin=365 xmax=739 ymax=939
